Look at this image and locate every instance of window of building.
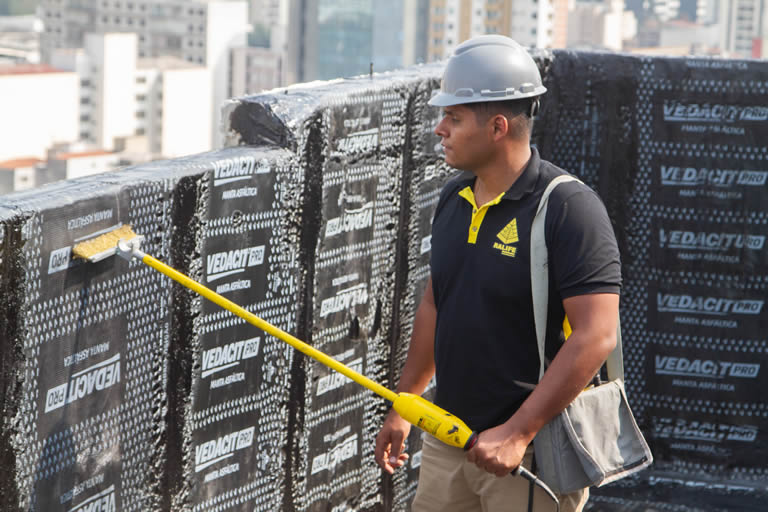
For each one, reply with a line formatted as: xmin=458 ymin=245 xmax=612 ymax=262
xmin=102 ymin=15 xmax=108 ymax=22
xmin=136 ymin=94 xmax=146 ymax=101
xmin=80 ymin=132 xmax=90 ymax=139
xmin=80 ymin=97 xmax=90 ymax=105
xmin=136 ymin=111 xmax=145 ymax=119
xmin=81 ymin=79 xmax=91 ymax=87
xmin=136 ymin=127 xmax=145 ymax=135
xmin=80 ymin=114 xmax=90 ymax=122
xmin=136 ymin=76 xmax=146 ymax=83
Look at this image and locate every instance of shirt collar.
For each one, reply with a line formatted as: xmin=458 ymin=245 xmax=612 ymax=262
xmin=502 ymin=146 xmax=540 ymax=201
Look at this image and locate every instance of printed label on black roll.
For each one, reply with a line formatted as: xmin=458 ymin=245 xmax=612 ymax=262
xmin=45 ymin=353 xmax=121 ymax=413
xmin=329 ymin=101 xmax=382 ymax=155
xmin=646 ymin=345 xmax=766 ymax=400
xmin=652 ymin=92 xmax=768 ymax=144
xmin=649 ymin=283 xmax=767 ymax=336
xmin=195 ymin=426 xmax=255 ymax=473
xmin=649 ymin=155 xmax=768 ymax=208
xmin=651 ymin=218 xmax=768 ymax=273
xmin=646 ymin=408 xmax=768 ymax=466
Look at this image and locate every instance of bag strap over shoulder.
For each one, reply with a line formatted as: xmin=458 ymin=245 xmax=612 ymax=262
xmin=530 ymin=175 xmax=623 ymax=383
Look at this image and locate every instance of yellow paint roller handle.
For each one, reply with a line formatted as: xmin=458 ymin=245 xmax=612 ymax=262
xmin=137 ymin=250 xmax=478 ymax=450
xmin=138 ymin=252 xmax=399 ymax=404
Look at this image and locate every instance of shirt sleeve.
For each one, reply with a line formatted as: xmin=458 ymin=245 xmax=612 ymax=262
xmin=544 ymin=183 xmax=622 ymax=299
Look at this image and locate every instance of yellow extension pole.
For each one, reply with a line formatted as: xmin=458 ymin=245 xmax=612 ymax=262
xmin=139 ymin=252 xmax=399 ymax=404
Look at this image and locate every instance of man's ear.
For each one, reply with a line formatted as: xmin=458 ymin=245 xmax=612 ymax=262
xmin=491 ymin=114 xmax=509 ymax=140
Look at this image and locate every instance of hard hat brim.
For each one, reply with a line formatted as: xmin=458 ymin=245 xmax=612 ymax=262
xmin=428 ymin=86 xmax=547 ymax=107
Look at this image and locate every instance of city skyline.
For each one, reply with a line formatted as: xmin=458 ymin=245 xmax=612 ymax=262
xmin=0 ymin=0 xmax=766 ymax=194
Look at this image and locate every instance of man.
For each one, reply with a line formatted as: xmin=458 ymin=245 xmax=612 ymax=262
xmin=374 ymin=36 xmax=622 ymax=512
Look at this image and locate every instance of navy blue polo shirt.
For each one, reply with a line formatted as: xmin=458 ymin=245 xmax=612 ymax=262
xmin=430 ymin=147 xmax=621 ymax=432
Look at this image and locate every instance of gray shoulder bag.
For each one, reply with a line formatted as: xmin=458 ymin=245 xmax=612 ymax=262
xmin=530 ymin=175 xmax=653 ymax=495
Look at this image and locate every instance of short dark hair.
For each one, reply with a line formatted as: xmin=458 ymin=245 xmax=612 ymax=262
xmin=465 ymin=98 xmax=535 ymax=139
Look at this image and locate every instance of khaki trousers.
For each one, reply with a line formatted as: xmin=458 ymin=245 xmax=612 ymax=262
xmin=412 ymin=434 xmax=589 ymax=512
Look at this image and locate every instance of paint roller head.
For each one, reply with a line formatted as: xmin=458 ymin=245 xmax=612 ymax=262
xmin=72 ymin=225 xmax=143 ymax=262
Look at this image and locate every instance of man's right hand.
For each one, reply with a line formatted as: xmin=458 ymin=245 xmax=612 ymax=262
xmin=375 ymin=409 xmax=412 ymax=474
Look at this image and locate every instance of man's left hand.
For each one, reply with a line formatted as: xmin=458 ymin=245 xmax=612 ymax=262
xmin=466 ymin=424 xmax=528 ymax=477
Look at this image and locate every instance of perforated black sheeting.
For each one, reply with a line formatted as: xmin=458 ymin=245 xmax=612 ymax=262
xmin=0 ymin=50 xmax=768 ymax=512
xmin=534 ymin=51 xmax=768 ymax=511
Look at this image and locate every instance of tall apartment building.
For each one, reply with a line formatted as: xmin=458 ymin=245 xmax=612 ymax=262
xmin=39 ymin=0 xmax=249 ymax=147
xmin=719 ymin=0 xmax=767 ymax=57
xmin=649 ymin=0 xmax=682 ymax=21
xmin=285 ymin=0 xmax=429 ymax=84
xmin=0 ymin=64 xmax=79 ymax=162
xmin=568 ymin=0 xmax=629 ymax=50
xmin=427 ymin=0 xmax=565 ymax=61
xmin=229 ymin=46 xmax=282 ymax=97
xmin=250 ymin=0 xmax=284 ymax=29
xmin=51 ymin=33 xmax=211 ymax=158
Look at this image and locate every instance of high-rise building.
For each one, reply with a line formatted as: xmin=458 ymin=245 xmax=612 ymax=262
xmin=285 ymin=0 xmax=429 ymax=84
xmin=567 ymin=0 xmax=628 ymax=50
xmin=649 ymin=0 xmax=682 ymax=21
xmin=719 ymin=0 xmax=766 ymax=57
xmin=0 ymin=64 xmax=79 ymax=162
xmin=0 ymin=15 xmax=42 ymax=65
xmin=39 ymin=0 xmax=249 ymax=147
xmin=427 ymin=0 xmax=561 ymax=61
xmin=229 ymin=46 xmax=282 ymax=97
xmin=51 ymin=33 xmax=211 ymax=158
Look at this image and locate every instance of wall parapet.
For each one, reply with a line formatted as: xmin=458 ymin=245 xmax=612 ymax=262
xmin=1 ymin=50 xmax=767 ymax=511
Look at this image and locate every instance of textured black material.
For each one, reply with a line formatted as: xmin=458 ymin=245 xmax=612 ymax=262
xmin=0 ymin=212 xmax=24 ymax=511
xmin=0 ymin=51 xmax=767 ymax=511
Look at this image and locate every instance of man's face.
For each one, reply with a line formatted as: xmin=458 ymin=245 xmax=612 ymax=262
xmin=434 ymin=104 xmax=492 ymax=171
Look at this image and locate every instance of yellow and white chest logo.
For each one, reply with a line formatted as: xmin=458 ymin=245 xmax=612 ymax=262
xmin=493 ymin=219 xmax=518 ymax=257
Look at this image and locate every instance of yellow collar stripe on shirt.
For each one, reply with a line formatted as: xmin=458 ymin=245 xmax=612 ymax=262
xmin=457 ymin=186 xmax=506 ymax=244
